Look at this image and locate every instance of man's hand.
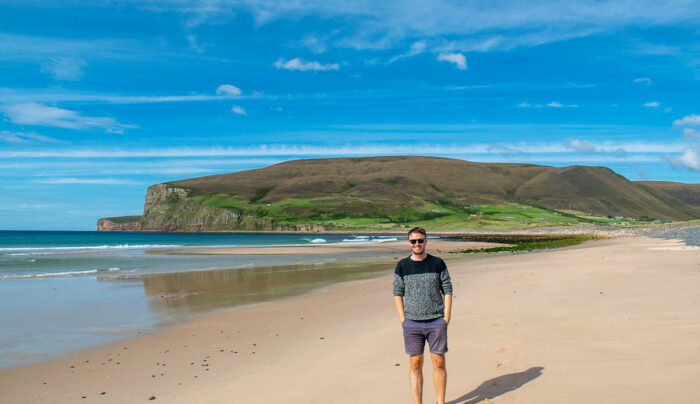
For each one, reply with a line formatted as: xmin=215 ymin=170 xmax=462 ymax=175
xmin=394 ymin=296 xmax=406 ymax=324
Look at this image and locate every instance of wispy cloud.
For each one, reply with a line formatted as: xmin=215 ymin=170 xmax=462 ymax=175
xmin=565 ymin=139 xmax=597 ymax=152
xmin=673 ymin=114 xmax=700 ymax=126
xmin=389 ymin=41 xmax=427 ymax=63
xmin=40 ymin=57 xmax=85 ymax=81
xmin=436 ymin=52 xmax=467 ymax=70
xmin=633 ymin=77 xmax=652 ymax=85
xmin=644 ymin=101 xmax=660 ymax=108
xmin=0 ymin=89 xmax=254 ymax=105
xmin=0 ymin=141 xmax=683 ymax=159
xmin=565 ymin=139 xmax=626 ymax=156
xmin=231 ymin=105 xmax=248 ymax=115
xmin=297 ymin=34 xmax=328 ymax=54
xmin=684 ymin=128 xmax=700 ymax=140
xmin=0 ymin=130 xmax=60 ymax=143
xmin=274 ymin=58 xmax=339 ymax=71
xmin=1 ymin=103 xmax=137 ymax=133
xmin=0 ymin=32 xmax=230 ymax=63
xmin=34 ymin=177 xmax=141 ymax=185
xmin=146 ymin=0 xmax=700 ymax=53
xmin=518 ymin=101 xmax=579 ymax=108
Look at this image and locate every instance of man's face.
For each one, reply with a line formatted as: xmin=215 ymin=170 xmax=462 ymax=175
xmin=408 ymin=232 xmax=427 ymax=255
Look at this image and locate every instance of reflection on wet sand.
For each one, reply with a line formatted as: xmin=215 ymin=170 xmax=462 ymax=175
xmin=113 ymin=260 xmax=394 ymax=325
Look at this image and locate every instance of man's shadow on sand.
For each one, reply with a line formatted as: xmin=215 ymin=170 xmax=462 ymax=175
xmin=447 ymin=366 xmax=544 ymax=404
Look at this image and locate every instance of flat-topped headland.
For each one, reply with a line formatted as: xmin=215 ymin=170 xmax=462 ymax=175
xmin=97 ymin=156 xmax=700 ymax=233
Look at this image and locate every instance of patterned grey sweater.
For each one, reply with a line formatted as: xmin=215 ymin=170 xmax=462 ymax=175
xmin=393 ymin=254 xmax=453 ymax=321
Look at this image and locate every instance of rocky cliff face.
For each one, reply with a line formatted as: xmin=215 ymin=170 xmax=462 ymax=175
xmin=96 ymin=216 xmax=143 ymax=231
xmin=98 ymin=183 xmax=329 ymax=232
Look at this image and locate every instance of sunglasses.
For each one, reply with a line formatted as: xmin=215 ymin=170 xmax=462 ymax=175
xmin=409 ymin=238 xmax=425 ymax=245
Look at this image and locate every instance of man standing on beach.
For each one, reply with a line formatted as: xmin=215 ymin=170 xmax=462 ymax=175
xmin=394 ymin=227 xmax=453 ymax=404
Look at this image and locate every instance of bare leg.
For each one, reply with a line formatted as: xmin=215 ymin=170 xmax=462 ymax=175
xmin=409 ymin=354 xmax=424 ymax=404
xmin=431 ymin=353 xmax=447 ymax=404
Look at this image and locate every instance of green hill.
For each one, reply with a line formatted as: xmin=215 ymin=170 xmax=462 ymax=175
xmin=97 ymin=156 xmax=700 ymax=232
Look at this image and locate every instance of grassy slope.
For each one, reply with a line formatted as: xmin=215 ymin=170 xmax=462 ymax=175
xmin=103 ymin=157 xmax=700 ymax=231
xmin=188 ymin=193 xmax=656 ymax=230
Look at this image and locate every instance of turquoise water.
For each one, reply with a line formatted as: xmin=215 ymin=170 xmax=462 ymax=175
xmin=0 ymin=231 xmax=401 ymax=370
xmin=0 ymin=231 xmax=399 ymax=279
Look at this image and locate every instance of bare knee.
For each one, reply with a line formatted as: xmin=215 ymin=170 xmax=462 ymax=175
xmin=431 ymin=354 xmax=446 ymax=370
xmin=409 ymin=355 xmax=424 ymax=372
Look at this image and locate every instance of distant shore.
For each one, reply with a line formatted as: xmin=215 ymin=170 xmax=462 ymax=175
xmin=100 ymin=219 xmax=700 ymax=238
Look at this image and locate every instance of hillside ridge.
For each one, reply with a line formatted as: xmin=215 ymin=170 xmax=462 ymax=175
xmin=97 ymin=156 xmax=700 ymax=232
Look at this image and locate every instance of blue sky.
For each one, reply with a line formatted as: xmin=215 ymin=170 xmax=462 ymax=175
xmin=1 ymin=0 xmax=699 ymax=230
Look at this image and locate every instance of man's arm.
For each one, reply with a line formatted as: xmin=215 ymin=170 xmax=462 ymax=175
xmin=443 ymin=294 xmax=452 ymax=324
xmin=394 ymin=296 xmax=406 ymax=323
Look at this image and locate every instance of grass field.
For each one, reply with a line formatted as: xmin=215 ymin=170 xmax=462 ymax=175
xmin=182 ymin=194 xmax=658 ymax=230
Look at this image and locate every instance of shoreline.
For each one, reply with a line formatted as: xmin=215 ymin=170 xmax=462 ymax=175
xmin=2 ymin=234 xmax=699 ymax=403
xmin=93 ymin=219 xmax=700 ymax=236
xmin=0 ymin=239 xmax=505 ymax=371
xmin=147 ymin=239 xmax=507 ymax=256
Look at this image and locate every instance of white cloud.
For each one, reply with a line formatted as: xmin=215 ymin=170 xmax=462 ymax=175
xmin=564 ymin=139 xmax=626 ymax=157
xmin=436 ymin=52 xmax=467 ymax=70
xmin=389 ymin=41 xmax=427 ymax=63
xmin=99 ymin=167 xmax=215 ymax=175
xmin=274 ymin=58 xmax=339 ymax=71
xmin=2 ymin=103 xmax=137 ymax=132
xmin=27 ymin=1 xmax=700 ymax=57
xmin=216 ymin=84 xmax=242 ymax=96
xmin=684 ymin=128 xmax=700 ymax=140
xmin=34 ymin=177 xmax=140 ymax=185
xmin=20 ymin=203 xmax=53 ymax=209
xmin=41 ymin=57 xmax=85 ymax=81
xmin=147 ymin=0 xmax=700 ymax=53
xmin=644 ymin=101 xmax=660 ymax=108
xmin=666 ymin=148 xmax=700 ymax=171
xmin=298 ymin=34 xmax=328 ymax=54
xmin=186 ymin=34 xmax=206 ymax=53
xmin=0 ymin=140 xmax=683 ymax=159
xmin=518 ymin=101 xmax=579 ymax=108
xmin=673 ymin=114 xmax=700 ymax=126
xmin=565 ymin=139 xmax=597 ymax=152
xmin=633 ymin=77 xmax=652 ymax=85
xmin=0 ymin=130 xmax=60 ymax=143
xmin=231 ymin=105 xmax=248 ymax=115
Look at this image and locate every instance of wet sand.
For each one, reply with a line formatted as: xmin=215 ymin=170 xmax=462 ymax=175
xmin=148 ymin=239 xmax=503 ymax=255
xmin=1 ymin=236 xmax=699 ymax=403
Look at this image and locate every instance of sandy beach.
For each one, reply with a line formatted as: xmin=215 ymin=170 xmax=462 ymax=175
xmin=2 ymin=236 xmax=699 ymax=403
xmin=148 ymin=239 xmax=505 ymax=255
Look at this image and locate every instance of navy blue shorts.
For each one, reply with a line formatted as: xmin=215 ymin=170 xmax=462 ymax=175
xmin=402 ymin=317 xmax=448 ymax=355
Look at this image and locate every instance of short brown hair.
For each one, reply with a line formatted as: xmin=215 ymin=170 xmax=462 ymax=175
xmin=407 ymin=226 xmax=426 ymax=238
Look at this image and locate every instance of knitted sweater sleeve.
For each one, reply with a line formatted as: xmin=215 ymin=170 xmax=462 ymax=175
xmin=440 ymin=261 xmax=453 ymax=295
xmin=393 ymin=263 xmax=405 ymax=296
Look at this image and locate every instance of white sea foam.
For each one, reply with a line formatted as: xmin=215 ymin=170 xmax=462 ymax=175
xmin=310 ymin=238 xmax=327 ymax=243
xmin=341 ymin=237 xmax=398 ymax=244
xmin=0 ymin=244 xmax=181 ymax=253
xmin=0 ymin=267 xmax=121 ymax=279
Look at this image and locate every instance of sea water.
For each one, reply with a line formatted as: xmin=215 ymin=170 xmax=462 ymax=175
xmin=0 ymin=231 xmax=400 ymax=370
